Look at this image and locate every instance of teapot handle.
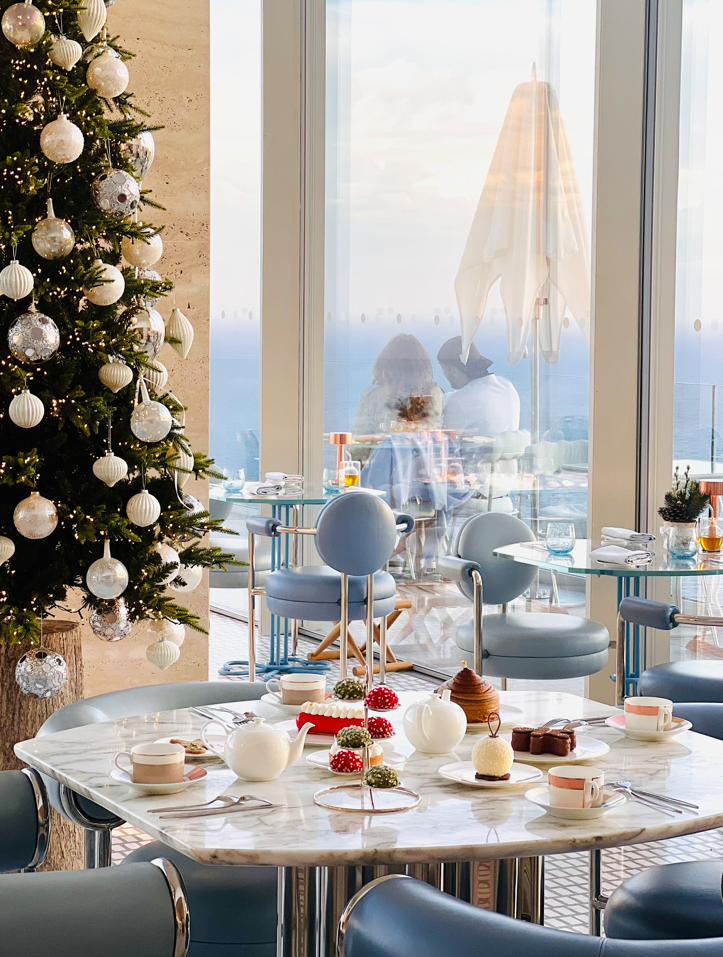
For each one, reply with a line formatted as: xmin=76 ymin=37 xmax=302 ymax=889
xmin=201 ymin=720 xmax=227 ymax=756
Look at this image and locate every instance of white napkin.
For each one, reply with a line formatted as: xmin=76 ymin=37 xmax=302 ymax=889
xmin=601 ymin=526 xmax=655 ymax=544
xmin=590 ymin=545 xmax=654 ymax=566
xmin=243 ymin=481 xmax=284 ymax=496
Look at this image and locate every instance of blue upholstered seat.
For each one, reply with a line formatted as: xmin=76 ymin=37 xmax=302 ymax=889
xmin=638 ymin=660 xmax=723 ymax=702
xmin=122 ymin=843 xmax=277 ymax=957
xmin=265 ymin=567 xmax=396 ymax=621
xmin=0 ymin=769 xmax=48 ymax=872
xmin=455 ymin=613 xmax=609 ymax=679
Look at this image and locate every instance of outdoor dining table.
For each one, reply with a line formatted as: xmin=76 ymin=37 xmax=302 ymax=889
xmin=494 ymin=540 xmax=723 ymax=698
xmin=15 ymin=688 xmax=723 ymax=957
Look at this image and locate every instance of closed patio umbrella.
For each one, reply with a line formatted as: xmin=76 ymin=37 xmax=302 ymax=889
xmin=454 ymin=74 xmax=590 ymax=370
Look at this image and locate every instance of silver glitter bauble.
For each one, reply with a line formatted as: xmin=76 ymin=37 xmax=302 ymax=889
xmin=32 ymin=198 xmax=75 ymax=260
xmin=86 ymin=540 xmax=129 ymax=599
xmin=8 ymin=305 xmax=60 ymax=363
xmin=119 ymin=130 xmax=155 ymax=181
xmin=90 ymin=598 xmax=133 ymax=641
xmin=2 ymin=1 xmax=45 ymax=47
xmin=91 ymin=168 xmax=140 ymax=219
xmin=129 ymin=303 xmax=164 ymax=358
xmin=137 ymin=266 xmax=163 ymax=283
xmin=13 ymin=491 xmax=57 ymax=539
xmin=16 ymin=647 xmax=68 ymax=699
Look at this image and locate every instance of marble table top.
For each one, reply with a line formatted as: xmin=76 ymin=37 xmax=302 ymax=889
xmin=15 ymin=689 xmax=723 ymax=867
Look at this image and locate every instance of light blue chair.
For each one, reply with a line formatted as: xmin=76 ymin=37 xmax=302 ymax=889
xmin=36 ymin=680 xmax=277 ymax=957
xmin=248 ymin=492 xmax=413 ymax=675
xmin=0 ymin=768 xmax=49 ymax=872
xmin=0 ymin=860 xmax=189 ymax=957
xmin=439 ymin=513 xmax=609 ymax=680
xmin=338 ymin=873 xmax=723 ymax=957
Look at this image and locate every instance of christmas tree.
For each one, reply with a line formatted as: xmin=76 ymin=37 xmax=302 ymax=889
xmin=0 ymin=0 xmax=236 ymax=657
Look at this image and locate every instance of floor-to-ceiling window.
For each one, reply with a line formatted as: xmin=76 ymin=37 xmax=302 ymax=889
xmin=324 ymin=0 xmax=595 ymax=672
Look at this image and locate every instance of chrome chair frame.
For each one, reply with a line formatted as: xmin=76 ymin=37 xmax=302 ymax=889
xmin=59 ymin=783 xmax=124 ymax=868
xmin=150 ymin=857 xmax=191 ymax=957
xmin=616 ymin=609 xmax=723 ymax=706
xmin=20 ymin=767 xmax=50 ymax=872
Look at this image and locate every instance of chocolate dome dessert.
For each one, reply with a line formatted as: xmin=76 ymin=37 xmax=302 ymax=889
xmin=436 ymin=661 xmax=500 ymax=724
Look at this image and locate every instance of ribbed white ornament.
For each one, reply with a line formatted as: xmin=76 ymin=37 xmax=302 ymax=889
xmin=77 ymin=0 xmax=106 ymax=40
xmin=175 ymin=444 xmax=194 ymax=489
xmin=146 ymin=638 xmax=180 ymax=671
xmin=144 ymin=360 xmax=168 ymax=393
xmin=166 ymin=307 xmax=194 ymax=359
xmin=9 ymin=389 xmax=44 ymax=428
xmin=92 ymin=451 xmax=128 ymax=487
xmin=126 ymin=489 xmax=161 ymax=527
xmin=86 ymin=48 xmax=129 ymax=98
xmin=169 ymin=564 xmax=203 ymax=593
xmin=83 ymin=259 xmax=124 ymax=305
xmin=0 ymin=260 xmax=33 ymax=300
xmin=150 ymin=541 xmax=180 ymax=584
xmin=122 ymin=232 xmax=163 ymax=267
xmin=0 ymin=536 xmax=15 ymax=566
xmin=49 ymin=35 xmax=82 ymax=69
xmin=98 ymin=359 xmax=133 ymax=393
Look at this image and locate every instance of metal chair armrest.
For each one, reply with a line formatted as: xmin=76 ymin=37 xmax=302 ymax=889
xmin=438 ymin=555 xmax=482 ymax=583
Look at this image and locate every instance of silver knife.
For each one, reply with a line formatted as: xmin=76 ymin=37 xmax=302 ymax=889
xmin=159 ymin=803 xmax=281 ymax=821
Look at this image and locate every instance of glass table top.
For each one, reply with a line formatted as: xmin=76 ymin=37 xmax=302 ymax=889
xmin=222 ymin=486 xmax=386 ymax=505
xmin=494 ymin=540 xmax=723 ymax=577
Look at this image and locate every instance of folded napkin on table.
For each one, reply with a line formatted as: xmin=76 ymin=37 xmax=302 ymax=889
xmin=590 ymin=545 xmax=654 ymax=566
xmin=243 ymin=481 xmax=284 ymax=496
xmin=601 ymin=526 xmax=655 ymax=544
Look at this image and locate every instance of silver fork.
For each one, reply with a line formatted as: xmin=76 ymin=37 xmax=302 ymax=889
xmin=608 ymin=783 xmax=682 ymax=816
xmin=159 ymin=796 xmax=277 ymax=821
xmin=150 ymin=795 xmax=239 ymax=814
xmin=153 ymin=794 xmax=274 ymax=817
xmin=612 ymin=780 xmax=698 ymax=811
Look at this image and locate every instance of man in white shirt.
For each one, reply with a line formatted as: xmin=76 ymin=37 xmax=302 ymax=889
xmin=437 ymin=337 xmax=520 ymax=436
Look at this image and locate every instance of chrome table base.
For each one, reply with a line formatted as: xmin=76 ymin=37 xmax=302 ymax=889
xmin=277 ymin=857 xmax=544 ymax=957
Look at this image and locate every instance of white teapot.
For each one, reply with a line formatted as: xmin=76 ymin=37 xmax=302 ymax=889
xmin=202 ymin=717 xmax=313 ymax=781
xmin=403 ymin=689 xmax=467 ymax=754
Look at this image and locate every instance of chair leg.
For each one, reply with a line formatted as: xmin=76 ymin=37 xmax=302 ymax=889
xmin=340 ymin=572 xmax=349 ymax=678
xmin=307 ymin=622 xmax=342 ymax=659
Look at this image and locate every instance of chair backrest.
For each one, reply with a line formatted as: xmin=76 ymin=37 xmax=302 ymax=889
xmin=315 ymin=491 xmax=397 ymax=576
xmin=455 ymin=512 xmax=537 ymax=605
xmin=0 ymin=769 xmax=48 ymax=872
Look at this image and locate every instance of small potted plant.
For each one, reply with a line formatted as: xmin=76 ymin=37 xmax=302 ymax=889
xmin=658 ymin=467 xmax=710 ymax=558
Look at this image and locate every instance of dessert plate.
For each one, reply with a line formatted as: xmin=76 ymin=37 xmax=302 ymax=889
xmin=604 ymin=713 xmax=692 ymax=741
xmin=511 ymin=735 xmax=610 ymax=766
xmin=464 ymin=705 xmax=525 ymax=733
xmin=155 ymin=734 xmax=225 ymax=763
xmin=260 ymin=693 xmax=305 ymax=715
xmin=110 ymin=766 xmax=207 ymax=795
xmin=438 ymin=761 xmax=542 ymax=789
xmin=526 ymin=785 xmax=626 ymax=821
xmin=307 ymin=749 xmax=407 ymax=776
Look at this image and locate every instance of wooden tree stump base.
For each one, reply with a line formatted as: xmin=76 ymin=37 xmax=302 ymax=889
xmin=0 ymin=620 xmax=85 ymax=870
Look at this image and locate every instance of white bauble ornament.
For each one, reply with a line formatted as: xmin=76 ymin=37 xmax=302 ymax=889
xmin=144 ymin=360 xmax=168 ymax=393
xmin=9 ymin=389 xmax=44 ymax=428
xmin=119 ymin=130 xmax=155 ymax=181
xmin=175 ymin=443 xmax=194 ymax=489
xmin=77 ymin=0 xmax=106 ymax=41
xmin=122 ymin=232 xmax=163 ymax=267
xmin=168 ymin=620 xmax=185 ymax=646
xmin=170 ymin=564 xmax=203 ymax=593
xmin=91 ymin=168 xmax=140 ymax=219
xmin=129 ymin=303 xmax=164 ymax=358
xmin=126 ymin=488 xmax=161 ymax=527
xmin=143 ymin=617 xmax=180 ymax=643
xmin=0 ymin=260 xmax=33 ymax=300
xmin=0 ymin=536 xmax=15 ymax=566
xmin=166 ymin=307 xmax=194 ymax=359
xmin=92 ymin=451 xmax=128 ymax=487
xmin=98 ymin=358 xmax=132 ymax=393
xmin=16 ymin=648 xmax=68 ymax=699
xmin=32 ymin=198 xmax=75 ymax=260
xmin=86 ymin=48 xmax=129 ymax=98
xmin=130 ymin=380 xmax=172 ymax=442
xmin=83 ymin=259 xmax=125 ymax=305
xmin=2 ymin=1 xmax=45 ymax=47
xmin=150 ymin=541 xmax=180 ymax=583
xmin=90 ymin=598 xmax=132 ymax=641
xmin=40 ymin=113 xmax=84 ymax=164
xmin=146 ymin=637 xmax=180 ymax=671
xmin=8 ymin=305 xmax=60 ymax=363
xmin=49 ymin=34 xmax=82 ymax=70
xmin=86 ymin=540 xmax=128 ymax=599
xmin=13 ymin=491 xmax=57 ymax=539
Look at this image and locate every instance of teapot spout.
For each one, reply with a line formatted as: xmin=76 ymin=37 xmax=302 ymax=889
xmin=287 ymin=722 xmax=314 ymax=768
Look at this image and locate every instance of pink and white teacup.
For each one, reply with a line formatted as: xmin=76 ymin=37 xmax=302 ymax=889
xmin=548 ymin=766 xmax=604 ymax=809
xmin=624 ymin=696 xmax=673 ymax=732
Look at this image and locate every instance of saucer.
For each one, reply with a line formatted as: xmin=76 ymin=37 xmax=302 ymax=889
xmin=110 ymin=766 xmax=206 ymax=795
xmin=155 ymin=734 xmax=225 ymax=763
xmin=525 ymin=785 xmax=626 ymax=821
xmin=306 ymin=749 xmax=407 ymax=776
xmin=260 ymin=693 xmax=304 ymax=715
xmin=438 ymin=761 xmax=543 ymax=789
xmin=605 ymin=713 xmax=692 ymax=741
xmin=512 ymin=735 xmax=610 ymax=766
xmin=464 ymin=705 xmax=525 ymax=732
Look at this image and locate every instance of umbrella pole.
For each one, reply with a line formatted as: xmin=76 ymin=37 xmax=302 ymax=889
xmin=529 ymin=295 xmax=545 ymax=601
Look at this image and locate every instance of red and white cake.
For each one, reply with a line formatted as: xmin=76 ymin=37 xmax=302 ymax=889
xmin=296 ymin=700 xmax=364 ymax=736
xmin=329 ymin=740 xmax=383 ymax=767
